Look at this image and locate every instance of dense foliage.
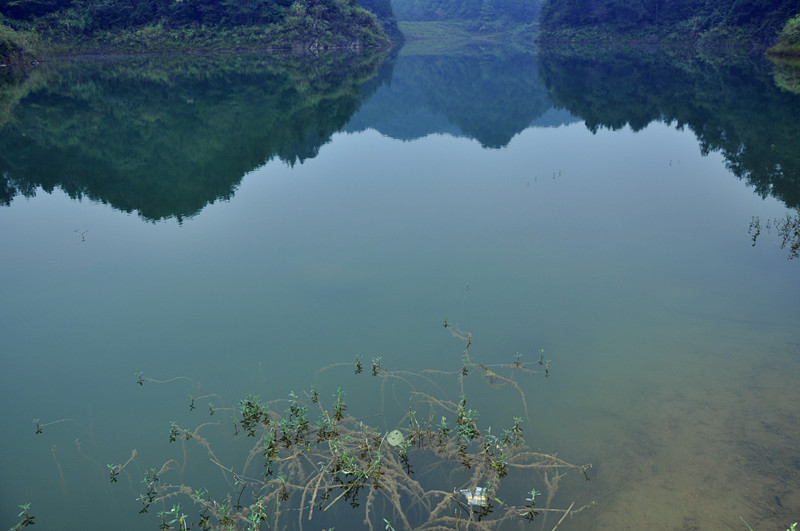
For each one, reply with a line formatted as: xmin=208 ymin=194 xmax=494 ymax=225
xmin=358 ymin=0 xmax=403 ymax=41
xmin=769 ymin=14 xmax=800 ymax=55
xmin=392 ymin=0 xmax=541 ymax=31
xmin=3 ymin=0 xmax=356 ymax=29
xmin=0 ymin=0 xmax=393 ymax=52
xmin=539 ymin=0 xmax=798 ymax=42
xmin=0 ymin=20 xmax=40 ymax=63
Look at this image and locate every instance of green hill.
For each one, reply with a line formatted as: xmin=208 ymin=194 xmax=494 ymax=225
xmin=0 ymin=0 xmax=395 ymax=55
xmin=539 ymin=0 xmax=798 ymax=46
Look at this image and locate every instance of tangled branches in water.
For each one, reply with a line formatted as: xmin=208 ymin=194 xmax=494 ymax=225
xmin=125 ymin=326 xmax=594 ymax=530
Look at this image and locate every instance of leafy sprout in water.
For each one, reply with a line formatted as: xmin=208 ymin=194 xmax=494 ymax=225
xmin=108 ymin=326 xmax=593 ymax=529
xmin=10 ymin=503 xmax=35 ymax=530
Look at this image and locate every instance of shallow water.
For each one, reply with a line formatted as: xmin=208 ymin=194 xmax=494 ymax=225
xmin=1 ymin=46 xmax=799 ymax=530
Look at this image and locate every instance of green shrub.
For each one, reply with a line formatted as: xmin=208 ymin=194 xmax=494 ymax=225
xmin=0 ymin=21 xmax=40 ymax=61
xmin=778 ymin=14 xmax=800 ymax=45
xmin=768 ymin=14 xmax=800 ymax=56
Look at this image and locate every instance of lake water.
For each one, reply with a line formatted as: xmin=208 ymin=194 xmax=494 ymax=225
xmin=1 ymin=44 xmax=799 ymax=530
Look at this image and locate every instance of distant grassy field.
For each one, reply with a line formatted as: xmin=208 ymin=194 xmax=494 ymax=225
xmin=398 ymin=21 xmax=512 ymax=54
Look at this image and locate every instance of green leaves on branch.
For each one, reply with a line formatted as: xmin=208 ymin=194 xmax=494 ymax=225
xmin=10 ymin=503 xmax=35 ymax=530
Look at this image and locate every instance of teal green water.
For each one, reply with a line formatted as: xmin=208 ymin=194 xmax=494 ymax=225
xmin=1 ymin=47 xmax=799 ymax=530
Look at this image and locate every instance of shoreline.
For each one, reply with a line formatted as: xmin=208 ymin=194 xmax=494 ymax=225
xmin=0 ymin=39 xmax=396 ymax=68
xmin=1 ymin=18 xmax=395 ymax=66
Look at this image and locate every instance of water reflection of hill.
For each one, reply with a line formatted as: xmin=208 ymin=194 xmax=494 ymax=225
xmin=0 ymin=51 xmax=390 ymax=221
xmin=4 ymin=47 xmax=796 ymax=222
xmin=537 ymin=48 xmax=800 ymax=209
xmin=344 ymin=50 xmax=577 ymax=147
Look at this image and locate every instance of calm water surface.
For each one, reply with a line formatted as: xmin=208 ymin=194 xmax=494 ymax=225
xmin=1 ymin=46 xmax=799 ymax=530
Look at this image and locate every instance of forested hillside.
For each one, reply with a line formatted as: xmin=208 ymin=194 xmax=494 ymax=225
xmin=0 ymin=0 xmax=394 ymax=56
xmin=391 ymin=0 xmax=540 ymax=31
xmin=359 ymin=0 xmax=403 ymax=41
xmin=539 ymin=0 xmax=797 ymax=43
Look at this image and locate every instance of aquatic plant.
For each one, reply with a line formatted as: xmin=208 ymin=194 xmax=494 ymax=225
xmin=9 ymin=503 xmax=35 ymax=530
xmin=739 ymin=515 xmax=798 ymax=531
xmin=43 ymin=324 xmax=595 ymax=529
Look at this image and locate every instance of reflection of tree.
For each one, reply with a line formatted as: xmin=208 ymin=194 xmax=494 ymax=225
xmin=769 ymin=56 xmax=800 ymax=95
xmin=346 ymin=47 xmax=561 ymax=148
xmin=538 ymin=48 xmax=800 ymax=209
xmin=0 ymin=50 xmax=391 ymax=221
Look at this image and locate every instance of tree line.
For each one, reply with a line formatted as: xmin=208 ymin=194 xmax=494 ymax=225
xmin=0 ymin=0 xmax=397 ymax=51
xmin=539 ymin=0 xmax=797 ymax=40
xmin=3 ymin=0 xmax=354 ymax=29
